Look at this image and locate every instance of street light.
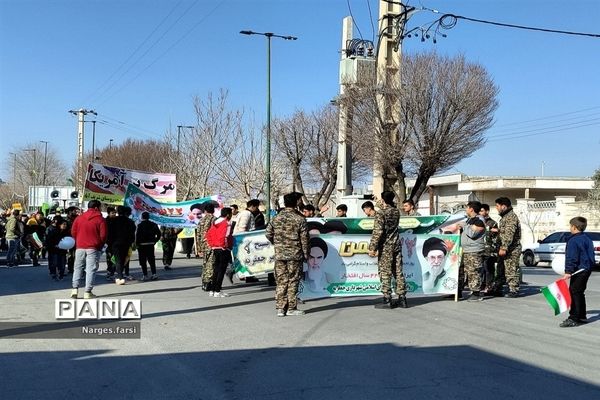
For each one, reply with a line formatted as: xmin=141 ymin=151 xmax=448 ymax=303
xmin=24 ymin=148 xmax=37 ymax=212
xmin=40 ymin=140 xmax=49 ymax=186
xmin=240 ymin=30 xmax=297 ymax=223
xmin=9 ymin=152 xmax=16 ymax=200
xmin=109 ymin=138 xmax=114 ymax=151
xmin=176 ymin=125 xmax=194 ymax=154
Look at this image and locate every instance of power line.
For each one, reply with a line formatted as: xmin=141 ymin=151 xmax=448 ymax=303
xmin=91 ymin=0 xmax=202 ymax=106
xmin=366 ymin=0 xmax=376 ymax=43
xmin=492 ymin=106 xmax=600 ymax=128
xmin=80 ymin=0 xmax=186 ymax=106
xmin=346 ymin=0 xmax=364 ymax=40
xmin=94 ymin=0 xmax=225 ymax=107
xmin=448 ymin=14 xmax=600 ymax=38
xmin=488 ymin=110 xmax=600 ymax=136
xmin=95 ymin=114 xmax=164 ymax=139
xmin=487 ymin=120 xmax=600 ymax=143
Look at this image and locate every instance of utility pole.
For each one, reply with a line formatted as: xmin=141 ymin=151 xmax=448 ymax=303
xmin=40 ymin=140 xmax=49 ymax=186
xmin=176 ymin=125 xmax=193 ymax=155
xmin=91 ymin=120 xmax=97 ymax=161
xmin=69 ymin=108 xmax=97 ymax=202
xmin=109 ymin=138 xmax=114 ymax=151
xmin=240 ymin=30 xmax=297 ymax=223
xmin=336 ymin=17 xmax=356 ymax=204
xmin=373 ymin=0 xmax=402 ymax=196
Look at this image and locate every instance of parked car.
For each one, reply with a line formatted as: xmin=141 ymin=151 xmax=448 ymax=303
xmin=521 ymin=231 xmax=600 ymax=266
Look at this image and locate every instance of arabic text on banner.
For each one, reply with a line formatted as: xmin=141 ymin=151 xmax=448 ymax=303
xmin=84 ymin=162 xmax=177 ymax=204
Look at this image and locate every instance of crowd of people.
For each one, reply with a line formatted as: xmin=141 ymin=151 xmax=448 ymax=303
xmin=1 ymin=192 xmax=592 ymax=326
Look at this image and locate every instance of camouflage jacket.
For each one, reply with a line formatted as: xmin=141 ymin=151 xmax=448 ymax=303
xmin=483 ymin=216 xmax=499 ymax=256
xmin=195 ymin=214 xmax=215 ymax=253
xmin=265 ymin=208 xmax=309 ymax=261
xmin=369 ymin=205 xmax=400 ymax=252
xmin=498 ymin=208 xmax=521 ymax=253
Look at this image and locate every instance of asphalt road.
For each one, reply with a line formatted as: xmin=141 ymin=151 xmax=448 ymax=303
xmin=0 ymin=252 xmax=598 ymax=400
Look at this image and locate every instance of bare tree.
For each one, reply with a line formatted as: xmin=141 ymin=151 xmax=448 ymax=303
xmin=347 ymin=52 xmax=498 ymax=202
xmin=402 ymin=53 xmax=498 ymax=200
xmin=92 ymin=138 xmax=171 ymax=173
xmin=2 ymin=142 xmax=67 ymax=207
xmin=588 ymin=167 xmax=600 ymax=212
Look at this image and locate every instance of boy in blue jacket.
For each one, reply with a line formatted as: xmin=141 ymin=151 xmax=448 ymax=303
xmin=561 ymin=216 xmax=595 ymax=327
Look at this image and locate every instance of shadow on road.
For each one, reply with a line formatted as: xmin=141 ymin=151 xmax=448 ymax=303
xmin=0 ymin=344 xmax=598 ymax=399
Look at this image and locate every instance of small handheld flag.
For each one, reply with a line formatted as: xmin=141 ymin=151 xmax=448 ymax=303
xmin=541 ymin=279 xmax=571 ymax=315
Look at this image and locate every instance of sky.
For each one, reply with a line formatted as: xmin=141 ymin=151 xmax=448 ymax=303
xmin=1 ymin=0 xmax=599 ymax=184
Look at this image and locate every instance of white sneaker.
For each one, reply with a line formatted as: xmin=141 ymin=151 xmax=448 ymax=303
xmin=115 ymin=278 xmax=126 ymax=285
xmin=213 ymin=292 xmax=230 ymax=298
xmin=208 ymin=291 xmax=214 ymax=297
xmin=70 ymin=289 xmax=79 ymax=299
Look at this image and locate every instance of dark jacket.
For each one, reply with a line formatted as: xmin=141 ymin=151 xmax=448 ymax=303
xmin=45 ymin=225 xmax=69 ymax=255
xmin=136 ymin=220 xmax=161 ymax=245
xmin=565 ymin=232 xmax=596 ymax=273
xmin=72 ymin=209 xmax=107 ymax=250
xmin=107 ymin=216 xmax=136 ymax=247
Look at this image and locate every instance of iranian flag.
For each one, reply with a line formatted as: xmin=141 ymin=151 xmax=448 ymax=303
xmin=541 ymin=279 xmax=571 ymax=315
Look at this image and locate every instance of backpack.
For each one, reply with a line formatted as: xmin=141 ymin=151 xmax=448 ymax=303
xmin=205 ymin=219 xmax=232 ymax=249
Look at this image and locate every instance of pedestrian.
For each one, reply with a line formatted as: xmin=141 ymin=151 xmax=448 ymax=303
xmin=265 ymin=193 xmax=310 ymax=317
xmin=492 ymin=197 xmax=522 ymax=297
xmin=361 ymin=201 xmax=377 ymax=217
xmin=560 ymin=216 xmax=594 ymax=327
xmin=65 ymin=206 xmax=80 ymax=274
xmin=230 ymin=204 xmax=240 ymax=227
xmin=160 ymin=226 xmax=182 ymax=270
xmin=5 ymin=209 xmax=23 ymax=267
xmin=479 ymin=203 xmax=500 ymax=295
xmin=335 ymin=204 xmax=348 ymax=217
xmin=107 ymin=206 xmax=136 ymax=285
xmin=196 ymin=203 xmax=216 ymax=290
xmin=104 ymin=206 xmax=118 ymax=279
xmin=206 ymin=207 xmax=234 ymax=298
xmin=70 ymin=200 xmax=107 ymax=299
xmin=45 ymin=215 xmax=69 ymax=281
xmin=456 ymin=201 xmax=486 ymax=301
xmin=233 ymin=199 xmax=259 ymax=234
xmin=136 ymin=211 xmax=162 ymax=281
xmin=401 ymin=199 xmax=421 ymax=216
xmin=368 ymin=191 xmax=408 ymax=309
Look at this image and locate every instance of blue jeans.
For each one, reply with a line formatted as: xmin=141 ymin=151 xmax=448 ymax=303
xmin=72 ymin=249 xmax=101 ymax=292
xmin=6 ymin=238 xmax=19 ymax=265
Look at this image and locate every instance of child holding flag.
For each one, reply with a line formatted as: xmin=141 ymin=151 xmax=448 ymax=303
xmin=560 ymin=217 xmax=594 ymax=328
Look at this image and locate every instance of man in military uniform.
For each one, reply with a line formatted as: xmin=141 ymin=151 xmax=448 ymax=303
xmin=368 ymin=191 xmax=408 ymax=309
xmin=479 ymin=204 xmax=499 ymax=295
xmin=196 ymin=203 xmax=216 ymax=291
xmin=493 ymin=197 xmax=522 ymax=298
xmin=265 ymin=193 xmax=310 ymax=317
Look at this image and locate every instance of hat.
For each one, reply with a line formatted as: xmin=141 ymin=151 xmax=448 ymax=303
xmin=422 ymin=237 xmax=447 ymax=257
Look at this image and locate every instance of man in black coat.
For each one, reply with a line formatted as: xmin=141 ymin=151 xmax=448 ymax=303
xmin=107 ymin=206 xmax=136 ymax=285
xmin=136 ymin=211 xmax=162 ymax=281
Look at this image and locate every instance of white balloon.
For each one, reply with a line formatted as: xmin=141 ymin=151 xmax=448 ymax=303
xmin=58 ymin=236 xmax=75 ymax=250
xmin=551 ymin=254 xmax=565 ymax=275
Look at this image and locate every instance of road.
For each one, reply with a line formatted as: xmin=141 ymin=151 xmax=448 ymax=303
xmin=0 ymin=253 xmax=598 ymax=400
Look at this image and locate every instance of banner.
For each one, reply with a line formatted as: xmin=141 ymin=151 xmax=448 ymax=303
xmin=232 ymin=216 xmax=461 ymax=299
xmin=84 ymin=163 xmax=177 ymax=204
xmin=123 ymin=183 xmax=223 ymax=228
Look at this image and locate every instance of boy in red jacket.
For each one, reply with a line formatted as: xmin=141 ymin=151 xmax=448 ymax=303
xmin=206 ymin=207 xmax=233 ymax=298
xmin=70 ymin=200 xmax=107 ymax=299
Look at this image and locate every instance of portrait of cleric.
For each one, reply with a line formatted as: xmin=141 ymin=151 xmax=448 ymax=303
xmin=187 ymin=200 xmax=220 ymax=225
xmin=302 ymin=237 xmax=342 ymax=296
xmin=421 ymin=236 xmax=450 ymax=293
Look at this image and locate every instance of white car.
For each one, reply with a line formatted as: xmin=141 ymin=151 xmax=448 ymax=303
xmin=521 ymin=231 xmax=600 ymax=266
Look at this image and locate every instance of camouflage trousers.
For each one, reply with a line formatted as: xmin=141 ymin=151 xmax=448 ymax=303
xmin=378 ymin=247 xmax=406 ymax=297
xmin=495 ymin=247 xmax=521 ymax=292
xmin=274 ymin=260 xmax=303 ymax=310
xmin=201 ymin=249 xmax=214 ymax=284
xmin=462 ymin=252 xmax=483 ymax=291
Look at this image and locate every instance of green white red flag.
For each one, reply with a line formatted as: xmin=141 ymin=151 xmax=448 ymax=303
xmin=541 ymin=279 xmax=571 ymax=315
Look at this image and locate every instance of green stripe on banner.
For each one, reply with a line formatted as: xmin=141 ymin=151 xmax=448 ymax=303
xmin=541 ymin=286 xmax=560 ymax=315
